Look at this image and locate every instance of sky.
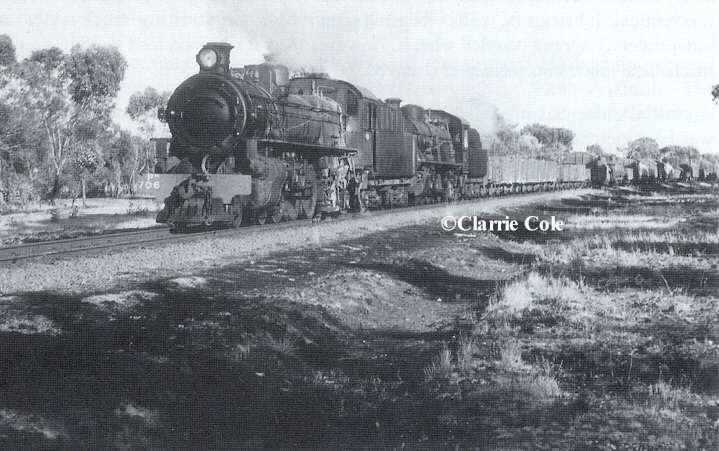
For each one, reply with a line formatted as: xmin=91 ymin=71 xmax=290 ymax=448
xmin=1 ymin=0 xmax=718 ymax=155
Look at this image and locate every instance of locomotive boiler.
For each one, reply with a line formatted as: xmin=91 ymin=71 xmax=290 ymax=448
xmin=153 ymin=42 xmax=356 ymax=228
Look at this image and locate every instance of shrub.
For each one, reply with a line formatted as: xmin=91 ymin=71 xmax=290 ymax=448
xmin=424 ymin=347 xmax=454 ymax=380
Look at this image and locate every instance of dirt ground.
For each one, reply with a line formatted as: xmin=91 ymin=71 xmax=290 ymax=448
xmin=0 ymin=189 xmax=718 ymax=449
xmin=0 ymin=198 xmax=160 ymax=246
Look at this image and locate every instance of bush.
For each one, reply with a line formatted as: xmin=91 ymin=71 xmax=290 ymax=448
xmin=126 ymin=201 xmax=150 ymax=217
xmin=0 ymin=173 xmax=40 ymax=207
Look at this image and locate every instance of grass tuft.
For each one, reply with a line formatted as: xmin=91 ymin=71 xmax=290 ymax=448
xmin=228 ymin=342 xmax=252 ymax=361
xmin=265 ymin=334 xmax=298 ymax=356
xmin=499 ymin=339 xmax=527 ymax=370
xmin=506 ymin=373 xmax=562 ymax=399
xmin=424 ymin=347 xmax=454 ymax=380
xmin=457 ymin=335 xmax=478 ymax=371
xmin=647 ymin=381 xmax=684 ymax=411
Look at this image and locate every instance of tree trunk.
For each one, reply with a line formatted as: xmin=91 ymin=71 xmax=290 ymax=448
xmin=50 ymin=174 xmax=61 ymax=205
xmin=81 ymin=177 xmax=87 ymax=207
xmin=115 ymin=170 xmax=122 ymax=198
xmin=129 ymin=171 xmax=136 ymax=196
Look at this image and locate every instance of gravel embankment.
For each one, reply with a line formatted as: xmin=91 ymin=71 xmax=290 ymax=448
xmin=0 ymin=190 xmax=595 ymax=294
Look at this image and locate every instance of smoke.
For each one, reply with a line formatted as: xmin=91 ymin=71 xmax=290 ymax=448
xmin=466 ymin=102 xmax=500 ymax=136
xmin=211 ymin=0 xmax=363 ymax=77
xmin=209 ymin=0 xmax=502 ymax=132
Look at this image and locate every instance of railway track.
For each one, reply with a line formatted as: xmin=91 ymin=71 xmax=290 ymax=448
xmin=0 ymin=187 xmax=593 ymax=265
xmin=0 ymin=227 xmax=176 ymax=263
xmin=0 ymin=212 xmax=335 ymax=264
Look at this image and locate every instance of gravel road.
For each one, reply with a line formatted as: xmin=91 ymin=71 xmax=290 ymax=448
xmin=0 ymin=190 xmax=595 ymax=295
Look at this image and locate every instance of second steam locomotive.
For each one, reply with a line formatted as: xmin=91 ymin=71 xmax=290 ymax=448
xmin=149 ymin=42 xmax=591 ymax=229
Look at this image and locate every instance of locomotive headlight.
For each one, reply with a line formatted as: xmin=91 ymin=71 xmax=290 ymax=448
xmin=196 ymin=47 xmax=218 ymax=69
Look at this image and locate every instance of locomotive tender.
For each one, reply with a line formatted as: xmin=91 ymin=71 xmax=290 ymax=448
xmin=150 ymin=42 xmax=591 ymax=229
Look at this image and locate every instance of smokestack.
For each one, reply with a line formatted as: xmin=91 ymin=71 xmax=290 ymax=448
xmin=274 ymin=66 xmax=289 ymax=88
xmin=385 ymin=98 xmax=402 ymax=109
xmin=275 ymin=65 xmax=290 ymax=98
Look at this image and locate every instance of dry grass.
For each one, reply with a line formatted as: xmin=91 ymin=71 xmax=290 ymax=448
xmin=485 ymin=272 xmax=595 ymax=333
xmin=1 ymin=190 xmax=715 ymax=449
xmin=503 ymin=372 xmax=563 ymax=399
xmin=228 ymin=342 xmax=252 ymax=361
xmin=0 ymin=409 xmax=66 ymax=439
xmin=565 ymin=214 xmax=681 ymax=230
xmin=418 ymin=192 xmax=719 ymax=446
xmin=0 ymin=312 xmax=60 ymax=335
xmin=600 ymin=229 xmax=719 ymax=245
xmin=265 ymin=334 xmax=298 ymax=356
xmin=81 ymin=290 xmax=157 ymax=312
xmin=572 ymin=245 xmax=712 ymax=270
xmin=424 ymin=347 xmax=454 ymax=380
xmin=115 ymin=402 xmax=159 ymax=426
xmin=457 ymin=334 xmax=478 ymax=371
xmin=498 ymin=339 xmax=527 ymax=370
xmin=498 ymin=272 xmax=585 ymax=306
xmin=516 ymin=233 xmax=715 ymax=269
xmin=450 ymin=193 xmax=719 ymax=448
xmin=645 ymin=381 xmax=687 ymax=412
xmin=310 ymin=369 xmax=351 ymax=389
xmin=505 ymin=195 xmax=719 ymax=274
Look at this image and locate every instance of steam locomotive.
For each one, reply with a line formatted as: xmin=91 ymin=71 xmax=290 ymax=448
xmin=148 ymin=42 xmax=591 ymax=229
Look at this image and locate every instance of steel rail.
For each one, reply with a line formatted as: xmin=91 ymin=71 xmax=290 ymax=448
xmin=0 ymin=187 xmax=591 ymax=264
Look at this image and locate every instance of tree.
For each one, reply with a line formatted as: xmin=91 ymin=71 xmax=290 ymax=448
xmin=518 ymin=133 xmax=539 ymax=155
xmin=0 ymin=35 xmax=16 ymax=66
xmin=712 ymin=84 xmax=719 ymax=104
xmin=72 ymin=144 xmax=103 ymax=201
xmin=28 ymin=47 xmax=65 ymax=72
xmin=487 ymin=112 xmax=520 ymax=155
xmin=0 ymin=99 xmax=40 ymax=204
xmin=702 ymin=153 xmax=719 ymax=180
xmin=520 ymin=124 xmax=554 ymax=145
xmin=0 ymin=98 xmax=45 ymax=193
xmin=66 ymin=45 xmax=126 ymax=107
xmin=126 ymin=87 xmax=170 ymax=186
xmin=625 ymin=137 xmax=660 ymax=160
xmin=0 ymin=45 xmax=126 ymax=202
xmin=586 ymin=144 xmax=606 ymax=158
xmin=103 ymin=129 xmax=146 ymax=197
xmin=2 ymin=58 xmax=73 ymax=200
xmin=659 ymin=145 xmax=701 ymax=171
xmin=520 ymin=123 xmax=575 ymax=152
xmin=66 ymin=46 xmax=126 ymax=203
xmin=555 ymin=128 xmax=575 ymax=148
xmin=127 ymin=87 xmax=170 ymax=137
